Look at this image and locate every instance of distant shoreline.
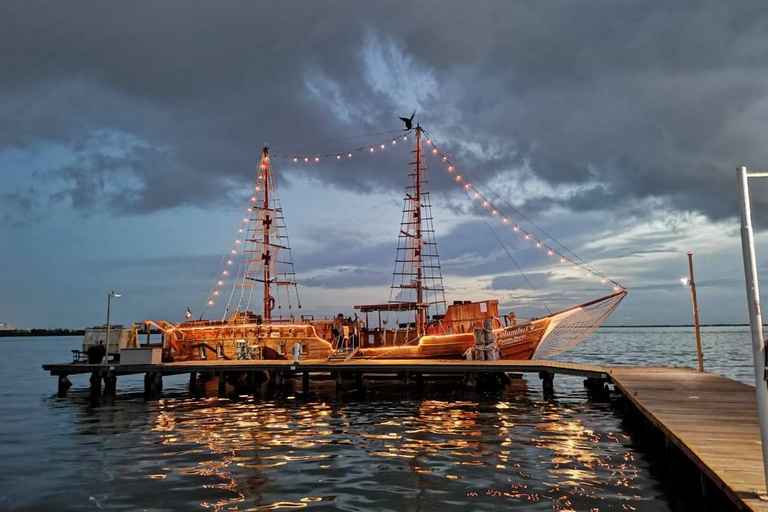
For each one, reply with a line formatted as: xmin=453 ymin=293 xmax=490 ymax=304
xmin=0 ymin=329 xmax=85 ymax=337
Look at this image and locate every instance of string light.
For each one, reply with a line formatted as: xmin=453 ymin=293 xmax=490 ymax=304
xmin=421 ymin=129 xmax=623 ymax=290
xmin=274 ymin=130 xmax=414 ymax=161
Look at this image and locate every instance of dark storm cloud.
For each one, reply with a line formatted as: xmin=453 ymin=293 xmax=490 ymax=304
xmin=3 ymin=0 xmax=768 ymax=223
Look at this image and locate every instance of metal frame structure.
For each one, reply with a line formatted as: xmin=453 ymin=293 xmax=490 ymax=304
xmin=736 ymin=165 xmax=768 ymax=491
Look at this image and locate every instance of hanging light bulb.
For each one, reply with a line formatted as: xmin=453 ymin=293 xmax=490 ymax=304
xmin=587 ymin=270 xmax=593 ymax=277
xmin=482 ymin=201 xmax=489 ymax=207
xmin=464 ymin=183 xmax=470 ymax=189
xmin=380 ymin=143 xmax=385 ymax=149
xmin=251 ymin=197 xmax=256 ymax=202
xmin=231 ymin=249 xmax=237 ymax=254
xmin=513 ymin=225 xmax=520 ymax=232
xmin=223 ymin=270 xmax=229 ymax=275
xmin=547 ymin=249 xmax=553 ymax=256
xmin=492 ymin=209 xmax=498 ymax=215
xmin=456 ymin=175 xmax=462 ymax=182
xmin=336 ymin=154 xmax=341 ymax=160
xmin=348 ymin=152 xmax=352 ymax=158
xmin=304 ymin=157 xmax=309 ymax=163
xmin=474 ymin=192 xmax=479 ymax=198
xmin=573 ymin=265 xmax=579 ymax=270
xmin=218 ymin=280 xmax=224 ymax=285
xmin=293 ymin=157 xmax=298 ymax=163
xmin=426 ymin=139 xmax=432 ymax=145
xmin=255 ymin=186 xmax=260 ymax=192
xmin=525 ymin=234 xmax=530 ymax=240
xmin=227 ymin=260 xmax=233 ymax=265
xmin=370 ymin=146 xmax=374 ymax=152
xmin=235 ymin=239 xmax=241 ymax=244
xmin=208 ymin=300 xmax=214 ymax=306
xmin=213 ymin=290 xmax=220 ymax=296
xmin=536 ymin=241 xmax=541 ymax=248
xmin=314 ymin=156 xmax=320 ymax=162
xmin=243 ymin=218 xmax=248 ymax=222
xmin=432 ymin=148 xmax=438 ymax=154
xmin=238 ymin=228 xmax=243 ymax=233
xmin=601 ymin=277 xmax=607 ymax=283
xmin=561 ymin=257 xmax=566 ymax=263
xmin=442 ymin=156 xmax=447 ymax=162
xmin=503 ymin=218 xmax=509 ymax=223
xmin=403 ymin=135 xmax=407 ymax=141
xmin=392 ymin=139 xmax=396 ymax=145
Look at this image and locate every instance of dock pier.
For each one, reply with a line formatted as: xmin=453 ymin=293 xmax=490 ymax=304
xmin=42 ymin=359 xmax=768 ymax=511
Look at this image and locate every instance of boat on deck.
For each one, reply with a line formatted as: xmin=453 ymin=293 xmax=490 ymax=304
xmin=144 ymin=122 xmax=625 ymax=363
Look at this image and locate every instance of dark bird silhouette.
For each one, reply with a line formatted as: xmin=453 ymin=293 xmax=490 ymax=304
xmin=399 ymin=111 xmax=416 ymax=130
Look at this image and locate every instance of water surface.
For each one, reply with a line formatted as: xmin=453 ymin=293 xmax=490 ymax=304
xmin=0 ymin=327 xmax=757 ymax=511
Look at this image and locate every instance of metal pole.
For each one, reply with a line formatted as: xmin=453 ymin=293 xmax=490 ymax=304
xmin=687 ymin=251 xmax=704 ymax=372
xmin=736 ymin=166 xmax=768 ymax=491
xmin=104 ymin=292 xmax=111 ymax=365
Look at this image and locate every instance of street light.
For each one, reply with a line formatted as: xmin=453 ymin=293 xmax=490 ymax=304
xmin=104 ymin=291 xmax=121 ymax=364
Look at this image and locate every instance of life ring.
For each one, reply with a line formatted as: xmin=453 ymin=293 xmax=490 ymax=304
xmin=267 ymin=296 xmax=276 ymax=311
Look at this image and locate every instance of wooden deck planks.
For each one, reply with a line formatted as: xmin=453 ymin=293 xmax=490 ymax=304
xmin=42 ymin=358 xmax=607 ymax=378
xmin=609 ymin=366 xmax=768 ymax=512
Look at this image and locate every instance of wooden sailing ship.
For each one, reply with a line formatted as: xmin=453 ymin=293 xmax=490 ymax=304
xmin=145 ymin=123 xmax=625 ymax=362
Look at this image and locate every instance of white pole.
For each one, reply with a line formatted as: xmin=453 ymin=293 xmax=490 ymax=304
xmin=736 ymin=165 xmax=768 ymax=491
xmin=104 ymin=292 xmax=112 ymax=365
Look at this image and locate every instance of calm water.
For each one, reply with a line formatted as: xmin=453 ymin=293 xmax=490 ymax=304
xmin=0 ymin=327 xmax=757 ymax=511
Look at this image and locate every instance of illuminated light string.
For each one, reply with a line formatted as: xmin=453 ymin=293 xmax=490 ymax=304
xmin=421 ymin=134 xmax=625 ymax=291
xmin=272 ymin=130 xmax=414 ymax=162
xmin=205 ymin=128 xmax=624 ymax=308
xmin=201 ymin=155 xmax=273 ymax=312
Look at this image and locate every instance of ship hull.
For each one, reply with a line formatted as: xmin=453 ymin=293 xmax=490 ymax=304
xmin=354 ymin=319 xmax=550 ymax=361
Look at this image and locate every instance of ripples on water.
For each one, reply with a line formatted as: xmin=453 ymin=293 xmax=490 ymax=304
xmin=0 ymin=327 xmax=757 ymax=511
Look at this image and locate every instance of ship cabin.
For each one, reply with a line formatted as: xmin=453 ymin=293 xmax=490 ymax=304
xmin=354 ymin=299 xmax=514 ymax=349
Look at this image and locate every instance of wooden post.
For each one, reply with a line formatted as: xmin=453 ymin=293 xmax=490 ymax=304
xmin=103 ymin=371 xmax=117 ymax=395
xmin=356 ymin=372 xmax=365 ymax=393
xmin=153 ymin=372 xmax=163 ymax=393
xmin=539 ymin=371 xmax=554 ymax=398
xmin=57 ymin=374 xmax=72 ymax=394
xmin=218 ymin=371 xmax=226 ymax=395
xmin=302 ymin=372 xmax=309 ymax=394
xmin=189 ymin=371 xmax=197 ymax=391
xmin=90 ymin=371 xmax=102 ymax=393
xmin=687 ymin=251 xmax=704 ymax=372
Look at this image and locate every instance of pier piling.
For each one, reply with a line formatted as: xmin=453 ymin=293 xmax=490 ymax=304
xmin=539 ymin=371 xmax=554 ymax=397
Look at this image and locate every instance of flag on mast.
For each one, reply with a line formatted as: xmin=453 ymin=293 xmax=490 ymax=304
xmin=185 ymin=307 xmax=192 ymax=319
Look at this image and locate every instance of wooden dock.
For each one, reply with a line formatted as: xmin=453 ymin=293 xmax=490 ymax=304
xmin=609 ymin=366 xmax=767 ymax=512
xmin=42 ymin=358 xmax=768 ymax=510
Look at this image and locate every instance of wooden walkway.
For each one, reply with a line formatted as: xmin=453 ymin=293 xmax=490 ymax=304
xmin=42 ymin=358 xmax=607 ymax=378
xmin=609 ymin=366 xmax=767 ymax=512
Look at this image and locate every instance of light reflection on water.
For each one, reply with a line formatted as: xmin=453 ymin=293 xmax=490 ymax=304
xmin=0 ymin=327 xmax=756 ymax=511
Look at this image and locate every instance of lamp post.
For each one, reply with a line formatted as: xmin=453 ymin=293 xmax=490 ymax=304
xmin=736 ymin=166 xmax=768 ymax=492
xmin=104 ymin=290 xmax=121 ymax=364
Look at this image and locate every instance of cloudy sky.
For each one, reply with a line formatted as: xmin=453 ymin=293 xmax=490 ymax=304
xmin=2 ymin=0 xmax=768 ymax=328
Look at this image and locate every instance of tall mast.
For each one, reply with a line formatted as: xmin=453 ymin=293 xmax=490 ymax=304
xmin=414 ymin=126 xmax=425 ymax=337
xmin=262 ymin=145 xmax=272 ymax=324
xmin=387 ymin=123 xmax=446 ymax=338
